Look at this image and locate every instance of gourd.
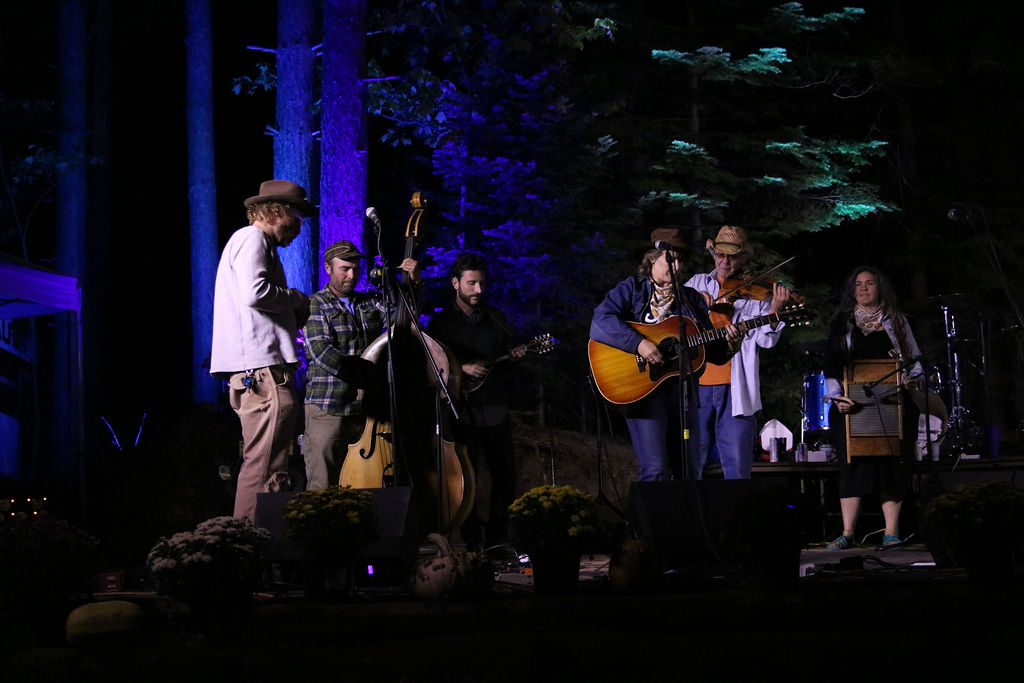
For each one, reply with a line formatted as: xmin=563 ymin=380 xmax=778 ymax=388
xmin=410 ymin=533 xmax=494 ymax=600
xmin=66 ymin=599 xmax=145 ymax=646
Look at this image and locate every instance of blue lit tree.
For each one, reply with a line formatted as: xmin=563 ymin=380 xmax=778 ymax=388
xmin=365 ymin=1 xmax=622 ymax=423
xmin=185 ymin=0 xmax=220 ymax=405
xmin=275 ymin=0 xmax=320 ymax=295
xmin=319 ymin=0 xmax=369 ymax=288
xmin=55 ymin=0 xmax=88 ymax=476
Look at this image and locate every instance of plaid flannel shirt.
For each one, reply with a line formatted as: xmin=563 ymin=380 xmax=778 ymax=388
xmin=302 ymin=288 xmax=385 ymax=415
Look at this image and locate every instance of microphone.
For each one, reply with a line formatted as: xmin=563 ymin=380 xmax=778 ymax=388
xmin=862 ymin=384 xmax=874 ymax=399
xmin=365 ymin=206 xmax=382 ymax=231
xmin=947 ymin=205 xmax=973 ymax=221
xmin=654 ymin=240 xmax=681 ymax=252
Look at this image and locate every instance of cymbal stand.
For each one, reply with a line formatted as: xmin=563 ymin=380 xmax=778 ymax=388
xmin=942 ymin=305 xmax=982 ymax=455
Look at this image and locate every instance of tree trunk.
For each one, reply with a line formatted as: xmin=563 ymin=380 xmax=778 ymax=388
xmin=56 ymin=0 xmax=87 ymax=483
xmin=276 ymin=0 xmax=319 ymax=295
xmin=185 ymin=0 xmax=220 ymax=405
xmin=320 ymin=0 xmax=368 ymax=286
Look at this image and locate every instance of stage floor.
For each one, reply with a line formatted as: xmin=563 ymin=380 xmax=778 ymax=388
xmin=9 ymin=540 xmax=1021 ymax=681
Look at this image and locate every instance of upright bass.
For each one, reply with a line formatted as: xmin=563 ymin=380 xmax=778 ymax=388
xmin=339 ymin=193 xmax=475 ymax=535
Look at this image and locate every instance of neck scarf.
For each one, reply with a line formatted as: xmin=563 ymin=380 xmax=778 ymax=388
xmin=854 ymin=305 xmax=883 ymax=334
xmin=650 ymin=283 xmax=675 ymax=322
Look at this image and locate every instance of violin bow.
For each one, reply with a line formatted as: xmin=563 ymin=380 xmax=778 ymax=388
xmin=717 ymin=255 xmax=795 ymax=301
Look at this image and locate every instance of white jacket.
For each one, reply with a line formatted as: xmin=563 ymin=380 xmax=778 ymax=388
xmin=684 ymin=272 xmax=786 ymax=417
xmin=210 ymin=225 xmax=305 ymax=377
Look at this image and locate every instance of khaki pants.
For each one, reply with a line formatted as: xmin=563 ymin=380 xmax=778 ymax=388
xmin=303 ymin=404 xmax=365 ymax=489
xmin=228 ymin=365 xmax=298 ymax=520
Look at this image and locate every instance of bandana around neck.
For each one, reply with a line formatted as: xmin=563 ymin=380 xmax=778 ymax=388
xmin=854 ymin=305 xmax=884 ymax=334
xmin=650 ymin=283 xmax=675 ymax=322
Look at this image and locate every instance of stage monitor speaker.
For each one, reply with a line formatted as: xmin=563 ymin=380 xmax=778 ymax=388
xmin=626 ymin=478 xmax=789 ymax=573
xmin=915 ymin=470 xmax=1023 ymax=569
xmin=845 ymin=359 xmax=902 ymax=461
xmin=255 ymin=486 xmax=419 ymax=589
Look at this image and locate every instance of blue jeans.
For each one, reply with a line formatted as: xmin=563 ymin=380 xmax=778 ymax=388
xmin=690 ymin=384 xmax=756 ymax=479
xmin=625 ymin=383 xmax=699 ymax=481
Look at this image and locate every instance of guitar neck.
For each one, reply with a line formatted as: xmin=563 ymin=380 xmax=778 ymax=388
xmin=684 ymin=311 xmax=781 ymax=347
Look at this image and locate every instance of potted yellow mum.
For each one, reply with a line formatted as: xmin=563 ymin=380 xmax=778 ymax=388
xmin=508 ymin=484 xmax=607 ymax=596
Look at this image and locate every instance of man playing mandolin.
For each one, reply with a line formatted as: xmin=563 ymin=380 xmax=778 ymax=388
xmin=590 ymin=228 xmax=741 ymax=482
xmin=426 ymin=252 xmax=525 ymax=551
xmin=684 ymin=225 xmax=791 ymax=479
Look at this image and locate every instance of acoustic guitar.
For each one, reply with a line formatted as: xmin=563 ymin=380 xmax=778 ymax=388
xmin=587 ymin=305 xmax=808 ymax=405
xmin=461 ymin=333 xmax=558 ymax=395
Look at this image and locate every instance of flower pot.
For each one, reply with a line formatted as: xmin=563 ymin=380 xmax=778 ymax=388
xmin=529 ymin=551 xmax=581 ymax=597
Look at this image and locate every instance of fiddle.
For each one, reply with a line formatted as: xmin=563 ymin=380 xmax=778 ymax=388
xmin=713 ymin=257 xmax=805 ymax=307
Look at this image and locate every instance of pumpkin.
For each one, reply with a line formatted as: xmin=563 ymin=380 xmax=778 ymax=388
xmin=608 ymin=539 xmax=660 ymax=594
xmin=411 ymin=533 xmax=495 ymax=600
xmin=66 ymin=599 xmax=146 ymax=646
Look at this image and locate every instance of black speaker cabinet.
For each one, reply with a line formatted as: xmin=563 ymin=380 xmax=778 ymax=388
xmin=626 ymin=478 xmax=790 ymax=574
xmin=915 ymin=470 xmax=1023 ymax=568
xmin=255 ymin=486 xmax=419 ymax=589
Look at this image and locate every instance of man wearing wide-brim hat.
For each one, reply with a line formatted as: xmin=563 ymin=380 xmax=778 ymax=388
xmin=685 ymin=225 xmax=792 ymax=480
xmin=210 ymin=179 xmax=315 ymax=520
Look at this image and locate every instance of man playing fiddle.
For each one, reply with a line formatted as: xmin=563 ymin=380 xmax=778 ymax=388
xmin=684 ymin=225 xmax=791 ymax=479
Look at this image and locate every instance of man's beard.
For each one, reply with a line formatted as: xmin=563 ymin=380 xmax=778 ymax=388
xmin=458 ymin=291 xmax=481 ymax=308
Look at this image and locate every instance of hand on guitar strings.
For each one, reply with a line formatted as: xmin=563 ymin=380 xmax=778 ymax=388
xmin=724 ymin=324 xmax=743 ymax=353
xmin=462 ymin=360 xmax=490 ymax=379
xmin=637 ymin=325 xmax=741 ymax=365
xmin=637 ymin=338 xmax=663 ymax=365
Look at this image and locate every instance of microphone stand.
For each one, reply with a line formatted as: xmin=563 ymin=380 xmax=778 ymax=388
xmin=399 ymin=292 xmax=463 ymax=534
xmin=371 ymin=226 xmax=407 ymax=487
xmin=375 ymin=227 xmax=463 ymax=534
xmin=664 ymin=252 xmax=695 ymax=479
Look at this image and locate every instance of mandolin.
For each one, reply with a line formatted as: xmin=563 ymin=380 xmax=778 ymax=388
xmin=587 ymin=304 xmax=809 ymax=405
xmin=460 ymin=333 xmax=558 ymax=395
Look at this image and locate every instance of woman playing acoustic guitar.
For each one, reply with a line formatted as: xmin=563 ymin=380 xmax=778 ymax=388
xmin=589 ymin=228 xmax=741 ymax=482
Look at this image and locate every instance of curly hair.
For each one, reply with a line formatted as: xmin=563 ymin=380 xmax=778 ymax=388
xmin=245 ymin=201 xmax=292 ymax=225
xmin=835 ymin=265 xmax=916 ymax=359
xmin=837 ymin=265 xmax=902 ymax=316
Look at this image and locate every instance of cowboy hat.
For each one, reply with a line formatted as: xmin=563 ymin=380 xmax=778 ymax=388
xmin=243 ymin=179 xmax=316 ymax=217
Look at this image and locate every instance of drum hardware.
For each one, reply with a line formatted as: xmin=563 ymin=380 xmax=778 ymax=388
xmin=940 ymin=304 xmax=984 ymax=456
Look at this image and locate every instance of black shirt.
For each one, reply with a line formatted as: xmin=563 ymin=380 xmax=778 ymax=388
xmin=426 ymin=303 xmax=516 ymax=427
